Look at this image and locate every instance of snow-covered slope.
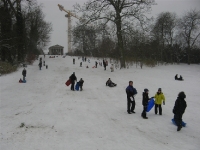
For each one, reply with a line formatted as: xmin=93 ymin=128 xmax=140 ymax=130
xmin=1 ymin=56 xmax=200 ymax=150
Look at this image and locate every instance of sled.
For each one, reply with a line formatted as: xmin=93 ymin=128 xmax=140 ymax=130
xmin=146 ymin=98 xmax=155 ymax=112
xmin=75 ymin=82 xmax=80 ymax=91
xmin=171 ymin=118 xmax=186 ymax=127
xmin=65 ymin=79 xmax=71 ymax=86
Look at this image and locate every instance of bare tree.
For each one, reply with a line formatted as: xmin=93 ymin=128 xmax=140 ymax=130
xmin=152 ymin=12 xmax=177 ymax=63
xmin=178 ymin=9 xmax=200 ymax=65
xmin=74 ymin=0 xmax=155 ymax=68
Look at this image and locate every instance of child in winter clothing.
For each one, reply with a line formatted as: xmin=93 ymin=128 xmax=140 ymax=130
xmin=110 ymin=64 xmax=114 ymax=72
xmin=154 ymin=88 xmax=165 ymax=115
xmin=141 ymin=89 xmax=150 ymax=119
xmin=173 ymin=91 xmax=187 ymax=131
xmin=106 ymin=78 xmax=117 ymax=87
xmin=79 ymin=78 xmax=84 ymax=91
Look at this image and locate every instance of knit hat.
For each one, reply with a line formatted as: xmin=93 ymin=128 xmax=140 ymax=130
xmin=178 ymin=91 xmax=186 ymax=99
xmin=144 ymin=88 xmax=149 ymax=92
xmin=158 ymin=88 xmax=162 ymax=91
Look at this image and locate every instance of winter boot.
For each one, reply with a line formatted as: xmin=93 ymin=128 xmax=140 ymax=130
xmin=177 ymin=126 xmax=182 ymax=131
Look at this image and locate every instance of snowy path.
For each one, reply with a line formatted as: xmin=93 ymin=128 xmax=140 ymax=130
xmin=1 ymin=56 xmax=200 ymax=150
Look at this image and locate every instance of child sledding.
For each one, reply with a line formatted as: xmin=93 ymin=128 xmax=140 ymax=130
xmin=106 ymin=78 xmax=117 ymax=87
xmin=175 ymin=74 xmax=184 ymax=81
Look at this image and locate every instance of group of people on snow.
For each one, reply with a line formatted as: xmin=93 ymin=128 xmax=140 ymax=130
xmin=67 ymin=57 xmax=187 ymax=132
xmin=69 ymin=72 xmax=84 ymax=91
xmin=125 ymin=80 xmax=187 ymax=131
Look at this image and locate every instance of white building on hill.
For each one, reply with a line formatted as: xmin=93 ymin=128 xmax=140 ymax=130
xmin=48 ymin=45 xmax=64 ymax=55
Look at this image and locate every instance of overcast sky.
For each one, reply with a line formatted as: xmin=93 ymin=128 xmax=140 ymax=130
xmin=37 ymin=0 xmax=200 ymax=53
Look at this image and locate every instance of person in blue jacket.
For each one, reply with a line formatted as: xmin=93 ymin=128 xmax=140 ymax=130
xmin=126 ymin=81 xmax=137 ymax=114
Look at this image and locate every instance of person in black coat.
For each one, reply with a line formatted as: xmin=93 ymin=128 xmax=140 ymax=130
xmin=22 ymin=68 xmax=26 ymax=81
xmin=126 ymin=81 xmax=137 ymax=114
xmin=95 ymin=61 xmax=98 ymax=68
xmin=103 ymin=59 xmax=106 ymax=70
xmin=38 ymin=61 xmax=42 ymax=70
xmin=173 ymin=91 xmax=187 ymax=131
xmin=69 ymin=72 xmax=77 ymax=91
xmin=141 ymin=89 xmax=150 ymax=119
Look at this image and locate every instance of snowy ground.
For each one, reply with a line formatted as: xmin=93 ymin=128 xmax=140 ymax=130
xmin=0 ymin=56 xmax=200 ymax=150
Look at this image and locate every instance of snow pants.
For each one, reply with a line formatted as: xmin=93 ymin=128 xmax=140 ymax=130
xmin=155 ymin=104 xmax=162 ymax=115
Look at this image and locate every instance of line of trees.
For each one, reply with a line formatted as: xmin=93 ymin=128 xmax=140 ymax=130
xmin=72 ymin=0 xmax=200 ymax=67
xmin=0 ymin=0 xmax=52 ymax=64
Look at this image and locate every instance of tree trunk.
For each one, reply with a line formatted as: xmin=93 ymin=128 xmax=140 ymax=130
xmin=116 ymin=13 xmax=125 ymax=68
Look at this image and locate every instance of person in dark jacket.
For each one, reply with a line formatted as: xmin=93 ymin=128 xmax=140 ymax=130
xmin=126 ymin=81 xmax=137 ymax=114
xmin=73 ymin=58 xmax=75 ymax=64
xmin=22 ymin=68 xmax=26 ymax=81
xmin=103 ymin=59 xmax=106 ymax=70
xmin=69 ymin=72 xmax=77 ymax=91
xmin=95 ymin=61 xmax=98 ymax=68
xmin=38 ymin=61 xmax=42 ymax=70
xmin=173 ymin=91 xmax=187 ymax=131
xmin=175 ymin=74 xmax=178 ymax=80
xmin=79 ymin=78 xmax=84 ymax=91
xmin=106 ymin=78 xmax=117 ymax=87
xmin=141 ymin=89 xmax=150 ymax=119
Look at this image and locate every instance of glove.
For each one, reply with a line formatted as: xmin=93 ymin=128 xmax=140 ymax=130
xmin=163 ymin=101 xmax=165 ymax=105
xmin=130 ymin=97 xmax=134 ymax=101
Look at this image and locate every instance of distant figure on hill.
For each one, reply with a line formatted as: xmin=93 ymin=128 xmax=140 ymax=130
xmin=69 ymin=72 xmax=77 ymax=91
xmin=175 ymin=74 xmax=184 ymax=81
xmin=38 ymin=61 xmax=42 ymax=70
xmin=173 ymin=91 xmax=187 ymax=131
xmin=85 ymin=57 xmax=87 ymax=62
xmin=95 ymin=61 xmax=98 ymax=68
xmin=79 ymin=78 xmax=84 ymax=91
xmin=73 ymin=58 xmax=75 ymax=64
xmin=106 ymin=78 xmax=117 ymax=87
xmin=103 ymin=59 xmax=106 ymax=70
xmin=126 ymin=81 xmax=137 ymax=114
xmin=110 ymin=64 xmax=114 ymax=72
xmin=22 ymin=68 xmax=26 ymax=81
xmin=80 ymin=62 xmax=82 ymax=67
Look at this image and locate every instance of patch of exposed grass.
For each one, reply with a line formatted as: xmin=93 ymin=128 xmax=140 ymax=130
xmin=0 ymin=61 xmax=18 ymax=75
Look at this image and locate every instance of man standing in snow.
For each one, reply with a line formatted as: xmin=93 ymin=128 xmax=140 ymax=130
xmin=69 ymin=72 xmax=77 ymax=91
xmin=126 ymin=81 xmax=137 ymax=114
xmin=154 ymin=88 xmax=165 ymax=115
xmin=173 ymin=91 xmax=187 ymax=131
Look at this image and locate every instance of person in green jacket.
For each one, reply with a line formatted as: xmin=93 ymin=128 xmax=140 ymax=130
xmin=154 ymin=88 xmax=165 ymax=115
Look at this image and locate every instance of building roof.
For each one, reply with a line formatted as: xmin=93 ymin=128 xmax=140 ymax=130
xmin=49 ymin=44 xmax=64 ymax=49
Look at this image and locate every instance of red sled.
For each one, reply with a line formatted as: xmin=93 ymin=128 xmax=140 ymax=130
xmin=65 ymin=79 xmax=71 ymax=86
